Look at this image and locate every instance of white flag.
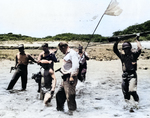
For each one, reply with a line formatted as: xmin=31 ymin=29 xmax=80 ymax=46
xmin=105 ymin=0 xmax=123 ymax=16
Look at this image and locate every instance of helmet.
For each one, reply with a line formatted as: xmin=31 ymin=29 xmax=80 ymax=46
xmin=18 ymin=44 xmax=24 ymax=49
xmin=122 ymin=42 xmax=132 ymax=50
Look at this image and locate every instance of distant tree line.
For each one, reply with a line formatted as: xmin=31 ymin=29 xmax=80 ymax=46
xmin=113 ymin=20 xmax=150 ymax=41
xmin=0 ymin=20 xmax=150 ymax=42
xmin=0 ymin=32 xmax=108 ymax=42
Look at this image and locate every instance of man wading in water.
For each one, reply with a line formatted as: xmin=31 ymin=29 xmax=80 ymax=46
xmin=113 ymin=36 xmax=142 ymax=111
xmin=7 ymin=44 xmax=37 ymax=91
xmin=77 ymin=45 xmax=89 ymax=82
xmin=38 ymin=43 xmax=58 ymax=105
xmin=56 ymin=42 xmax=79 ymax=114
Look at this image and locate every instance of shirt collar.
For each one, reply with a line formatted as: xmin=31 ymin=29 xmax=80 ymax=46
xmin=65 ymin=48 xmax=71 ymax=55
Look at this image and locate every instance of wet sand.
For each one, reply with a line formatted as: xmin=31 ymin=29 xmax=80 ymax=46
xmin=0 ymin=59 xmax=150 ymax=118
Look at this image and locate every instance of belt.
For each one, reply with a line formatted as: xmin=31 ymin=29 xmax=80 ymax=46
xmin=62 ymin=74 xmax=70 ymax=81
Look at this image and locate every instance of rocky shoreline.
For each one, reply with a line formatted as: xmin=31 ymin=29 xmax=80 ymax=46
xmin=0 ymin=41 xmax=150 ymax=61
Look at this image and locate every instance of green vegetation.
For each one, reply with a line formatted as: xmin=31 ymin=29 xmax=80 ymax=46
xmin=52 ymin=33 xmax=107 ymax=42
xmin=113 ymin=20 xmax=150 ymax=41
xmin=0 ymin=20 xmax=150 ymax=42
xmin=0 ymin=33 xmax=38 ymax=41
xmin=0 ymin=32 xmax=108 ymax=43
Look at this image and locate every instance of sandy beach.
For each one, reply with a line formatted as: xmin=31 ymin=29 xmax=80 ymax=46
xmin=0 ymin=41 xmax=150 ymax=61
xmin=0 ymin=41 xmax=150 ymax=118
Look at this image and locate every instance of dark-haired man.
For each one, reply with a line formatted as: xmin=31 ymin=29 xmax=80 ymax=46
xmin=113 ymin=36 xmax=142 ymax=107
xmin=7 ymin=44 xmax=37 ymax=90
xmin=38 ymin=43 xmax=58 ymax=105
xmin=78 ymin=45 xmax=89 ymax=82
xmin=56 ymin=42 xmax=79 ymax=112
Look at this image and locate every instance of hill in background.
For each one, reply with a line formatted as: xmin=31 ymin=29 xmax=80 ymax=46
xmin=0 ymin=20 xmax=150 ymax=43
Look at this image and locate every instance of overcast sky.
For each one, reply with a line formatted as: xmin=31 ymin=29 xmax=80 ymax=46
xmin=0 ymin=0 xmax=150 ymax=38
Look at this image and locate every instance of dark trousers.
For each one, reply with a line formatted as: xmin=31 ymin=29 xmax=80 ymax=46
xmin=7 ymin=67 xmax=28 ymax=90
xmin=43 ymin=69 xmax=52 ymax=89
xmin=40 ymin=69 xmax=52 ymax=100
xmin=122 ymin=72 xmax=139 ymax=102
xmin=56 ymin=75 xmax=77 ymax=111
xmin=78 ymin=63 xmax=87 ymax=82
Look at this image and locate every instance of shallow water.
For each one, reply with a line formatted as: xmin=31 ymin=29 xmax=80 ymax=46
xmin=0 ymin=59 xmax=150 ymax=118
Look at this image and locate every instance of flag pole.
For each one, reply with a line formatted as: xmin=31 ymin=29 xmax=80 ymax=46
xmin=84 ymin=13 xmax=105 ymax=51
xmin=84 ymin=0 xmax=112 ymax=51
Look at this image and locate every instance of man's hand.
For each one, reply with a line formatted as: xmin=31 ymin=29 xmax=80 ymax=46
xmin=51 ymin=90 xmax=54 ymax=95
xmin=10 ymin=67 xmax=16 ymax=73
xmin=56 ymin=60 xmax=60 ymax=63
xmin=69 ymin=76 xmax=74 ymax=85
xmin=135 ymin=34 xmax=142 ymax=50
xmin=37 ymin=61 xmax=41 ymax=64
xmin=136 ymin=33 xmax=140 ymax=41
xmin=116 ymin=37 xmax=121 ymax=43
xmin=136 ymin=36 xmax=140 ymax=41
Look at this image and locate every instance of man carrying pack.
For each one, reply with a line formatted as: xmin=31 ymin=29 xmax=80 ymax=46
xmin=7 ymin=44 xmax=37 ymax=91
xmin=113 ymin=36 xmax=142 ymax=108
xmin=56 ymin=42 xmax=79 ymax=113
xmin=38 ymin=43 xmax=58 ymax=105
